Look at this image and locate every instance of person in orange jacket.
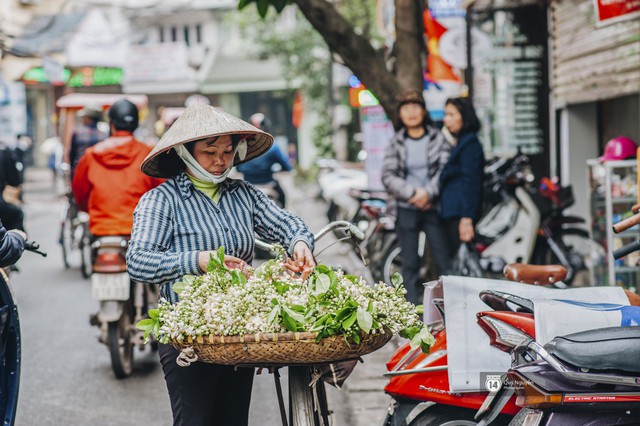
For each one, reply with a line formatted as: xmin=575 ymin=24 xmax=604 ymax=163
xmin=72 ymin=99 xmax=164 ymax=237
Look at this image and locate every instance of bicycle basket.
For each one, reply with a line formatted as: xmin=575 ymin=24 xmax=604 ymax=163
xmin=171 ymin=330 xmax=392 ymax=366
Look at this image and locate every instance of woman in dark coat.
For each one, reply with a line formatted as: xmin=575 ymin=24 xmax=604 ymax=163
xmin=439 ymin=97 xmax=485 ymax=260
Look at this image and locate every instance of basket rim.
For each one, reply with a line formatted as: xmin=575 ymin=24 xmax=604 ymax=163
xmin=172 ymin=329 xmax=392 ymax=345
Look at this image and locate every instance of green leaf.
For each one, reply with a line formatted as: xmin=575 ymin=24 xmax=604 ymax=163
xmin=281 ymin=310 xmax=298 ymax=332
xmin=217 ymin=246 xmax=225 ymax=264
xmin=356 ymin=307 xmax=373 ymax=333
xmin=335 ymin=306 xmax=355 ymax=322
xmin=231 ymin=270 xmax=247 ymax=286
xmin=399 ymin=326 xmax=422 ymax=340
xmin=256 ymin=0 xmax=269 ymax=17
xmin=316 ymin=273 xmax=330 ymax=294
xmin=136 ymin=318 xmax=154 ymax=331
xmin=172 ymin=281 xmax=186 ymax=295
xmin=415 ymin=304 xmax=424 ymax=315
xmin=283 ymin=306 xmax=305 ymax=323
xmin=352 ymin=332 xmax=361 ymax=345
xmin=238 ymin=0 xmax=252 ymax=9
xmin=267 ymin=306 xmax=279 ymax=324
xmin=148 ymin=309 xmax=159 ymax=320
xmin=409 ymin=327 xmax=434 ymax=352
xmin=391 ymin=272 xmax=403 ymax=287
xmin=272 ymin=0 xmax=290 ymax=13
xmin=342 ymin=311 xmax=357 ymax=330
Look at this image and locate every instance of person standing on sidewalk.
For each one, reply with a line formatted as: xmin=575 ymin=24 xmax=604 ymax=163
xmin=439 ymin=97 xmax=485 ymax=261
xmin=126 ymin=103 xmax=315 ymax=426
xmin=381 ymin=89 xmax=451 ymax=305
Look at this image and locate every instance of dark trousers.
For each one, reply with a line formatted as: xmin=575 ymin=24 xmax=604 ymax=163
xmin=446 ymin=217 xmax=462 ymax=259
xmin=396 ymin=207 xmax=451 ymax=305
xmin=159 ymin=344 xmax=255 ymax=426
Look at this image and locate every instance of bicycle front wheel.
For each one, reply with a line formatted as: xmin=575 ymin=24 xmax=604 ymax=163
xmin=288 ymin=366 xmax=329 ymax=426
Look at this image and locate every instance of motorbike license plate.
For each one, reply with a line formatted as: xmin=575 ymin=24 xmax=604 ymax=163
xmin=91 ymin=273 xmax=130 ymax=301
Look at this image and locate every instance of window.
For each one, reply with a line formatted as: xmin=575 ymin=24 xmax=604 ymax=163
xmin=184 ymin=26 xmax=190 ymax=46
xmin=159 ymin=26 xmax=164 ymax=43
xmin=196 ymin=24 xmax=202 ymax=44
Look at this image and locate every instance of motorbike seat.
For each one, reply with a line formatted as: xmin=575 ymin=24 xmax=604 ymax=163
xmin=503 ymin=263 xmax=567 ymax=285
xmin=545 ymin=326 xmax=640 ymax=373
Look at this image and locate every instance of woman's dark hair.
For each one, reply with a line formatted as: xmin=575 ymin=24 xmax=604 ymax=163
xmin=445 ymin=97 xmax=481 ymax=136
xmin=395 ymin=88 xmax=432 ymax=131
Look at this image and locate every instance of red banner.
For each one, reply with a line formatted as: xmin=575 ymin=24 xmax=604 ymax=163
xmin=594 ymin=0 xmax=640 ymax=25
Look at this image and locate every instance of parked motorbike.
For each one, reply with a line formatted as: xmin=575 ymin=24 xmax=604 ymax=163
xmin=382 ymin=264 xmax=569 ymax=426
xmin=89 ymin=236 xmax=158 ymax=378
xmin=475 ymin=212 xmax=640 ymax=426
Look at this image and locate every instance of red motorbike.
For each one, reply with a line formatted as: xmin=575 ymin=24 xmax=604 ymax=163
xmin=382 ymin=264 xmax=567 ymax=426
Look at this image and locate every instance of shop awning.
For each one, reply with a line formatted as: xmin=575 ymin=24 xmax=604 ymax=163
xmin=55 ymin=93 xmax=148 ymax=110
xmin=199 ymin=55 xmax=297 ymax=94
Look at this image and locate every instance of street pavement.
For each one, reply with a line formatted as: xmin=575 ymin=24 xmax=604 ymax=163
xmin=13 ymin=167 xmax=398 ymax=426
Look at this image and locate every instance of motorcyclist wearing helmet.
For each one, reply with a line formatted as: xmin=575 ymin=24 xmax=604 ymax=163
xmin=236 ymin=113 xmax=292 ymax=207
xmin=68 ymin=105 xmax=108 ymax=176
xmin=71 ymin=99 xmax=164 ymax=237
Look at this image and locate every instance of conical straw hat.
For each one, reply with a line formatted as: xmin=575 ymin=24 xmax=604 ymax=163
xmin=141 ymin=103 xmax=273 ymax=178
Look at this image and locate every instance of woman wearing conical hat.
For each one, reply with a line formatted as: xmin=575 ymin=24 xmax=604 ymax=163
xmin=126 ymin=103 xmax=315 ymax=425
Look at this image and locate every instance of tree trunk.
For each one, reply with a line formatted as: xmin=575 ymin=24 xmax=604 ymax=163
xmin=394 ymin=0 xmax=425 ymax=91
xmin=293 ymin=0 xmax=404 ymax=124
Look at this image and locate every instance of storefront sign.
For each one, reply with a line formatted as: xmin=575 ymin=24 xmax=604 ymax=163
xmin=22 ymin=67 xmax=122 ymax=87
xmin=593 ymin=0 xmax=640 ymax=26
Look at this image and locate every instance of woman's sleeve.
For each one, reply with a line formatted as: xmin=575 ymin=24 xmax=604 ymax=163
xmin=424 ymin=132 xmax=451 ymax=199
xmin=0 ymin=227 xmax=25 ymax=267
xmin=461 ymin=142 xmax=486 ymax=221
xmin=250 ymin=185 xmax=314 ymax=255
xmin=381 ymin=143 xmax=415 ymax=201
xmin=126 ymin=190 xmax=201 ymax=285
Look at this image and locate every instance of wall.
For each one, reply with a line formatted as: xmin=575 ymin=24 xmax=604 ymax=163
xmin=552 ymin=0 xmax=640 ymax=106
xmin=560 ymin=102 xmax=599 ymax=220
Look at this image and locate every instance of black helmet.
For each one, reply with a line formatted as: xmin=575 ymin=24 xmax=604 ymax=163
xmin=108 ymin=99 xmax=139 ymax=132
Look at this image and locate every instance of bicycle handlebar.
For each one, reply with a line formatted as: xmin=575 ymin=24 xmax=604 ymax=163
xmin=612 ymin=213 xmax=640 ymax=234
xmin=255 ymin=221 xmax=366 ymax=262
xmin=613 ymin=240 xmax=640 ymax=260
xmin=25 ymin=241 xmax=47 ymax=257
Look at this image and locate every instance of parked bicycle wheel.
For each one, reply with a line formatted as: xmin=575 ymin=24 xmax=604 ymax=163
xmin=59 ymin=205 xmax=74 ymax=269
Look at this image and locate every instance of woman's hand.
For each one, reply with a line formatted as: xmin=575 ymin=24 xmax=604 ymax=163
xmin=459 ymin=218 xmax=475 ymax=242
xmin=198 ymin=251 xmax=248 ymax=274
xmin=293 ymin=241 xmax=315 ymax=270
xmin=408 ymin=188 xmax=430 ymax=210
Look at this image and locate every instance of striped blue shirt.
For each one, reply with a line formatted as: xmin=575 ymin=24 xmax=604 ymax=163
xmin=126 ymin=171 xmax=314 ymax=304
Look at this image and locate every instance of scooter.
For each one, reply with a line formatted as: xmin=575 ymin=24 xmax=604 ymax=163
xmin=89 ymin=236 xmax=158 ymax=378
xmin=382 ymin=264 xmax=566 ymax=426
xmin=475 ymin=213 xmax=640 ymax=426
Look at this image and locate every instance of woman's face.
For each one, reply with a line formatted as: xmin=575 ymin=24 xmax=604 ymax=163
xmin=399 ymin=103 xmax=426 ymax=129
xmin=192 ymin=135 xmax=235 ymax=176
xmin=443 ymin=103 xmax=463 ymax=135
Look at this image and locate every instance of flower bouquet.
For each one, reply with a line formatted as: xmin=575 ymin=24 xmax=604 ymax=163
xmin=138 ymin=247 xmax=434 ymax=366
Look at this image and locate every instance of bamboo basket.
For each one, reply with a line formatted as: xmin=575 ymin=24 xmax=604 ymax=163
xmin=171 ymin=330 xmax=392 ymax=366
